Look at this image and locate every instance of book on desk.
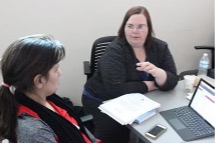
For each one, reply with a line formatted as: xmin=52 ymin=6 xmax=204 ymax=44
xmin=98 ymin=93 xmax=160 ymax=125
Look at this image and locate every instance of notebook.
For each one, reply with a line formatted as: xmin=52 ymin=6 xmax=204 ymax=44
xmin=160 ymin=78 xmax=215 ymax=141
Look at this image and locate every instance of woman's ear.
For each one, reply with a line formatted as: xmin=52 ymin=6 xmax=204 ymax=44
xmin=33 ymin=74 xmax=45 ymax=89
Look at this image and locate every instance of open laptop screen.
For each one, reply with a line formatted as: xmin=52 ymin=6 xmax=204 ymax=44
xmin=189 ymin=79 xmax=215 ymax=127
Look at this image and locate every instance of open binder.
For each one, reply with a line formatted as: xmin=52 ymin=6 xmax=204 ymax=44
xmin=98 ymin=93 xmax=160 ymax=125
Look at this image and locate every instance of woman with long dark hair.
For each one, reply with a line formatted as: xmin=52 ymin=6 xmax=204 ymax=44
xmin=0 ymin=34 xmax=93 ymax=142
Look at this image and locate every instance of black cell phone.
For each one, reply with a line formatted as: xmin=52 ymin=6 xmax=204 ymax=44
xmin=145 ymin=124 xmax=167 ymax=139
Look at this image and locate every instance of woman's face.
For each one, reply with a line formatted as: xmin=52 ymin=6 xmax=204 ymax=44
xmin=42 ymin=62 xmax=62 ymax=96
xmin=124 ymin=14 xmax=148 ymax=48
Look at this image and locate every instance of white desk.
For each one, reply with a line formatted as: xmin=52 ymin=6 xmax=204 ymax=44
xmin=128 ymin=75 xmax=215 ymax=143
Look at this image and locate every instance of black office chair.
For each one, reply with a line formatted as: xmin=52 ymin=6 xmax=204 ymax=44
xmin=83 ymin=36 xmax=116 ymax=80
xmin=81 ymin=36 xmax=116 ymax=141
xmin=179 ymin=45 xmax=215 ymax=80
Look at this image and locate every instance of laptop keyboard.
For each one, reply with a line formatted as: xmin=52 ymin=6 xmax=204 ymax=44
xmin=172 ymin=107 xmax=215 ymax=137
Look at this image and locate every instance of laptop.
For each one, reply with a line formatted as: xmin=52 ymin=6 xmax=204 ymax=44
xmin=160 ymin=78 xmax=215 ymax=141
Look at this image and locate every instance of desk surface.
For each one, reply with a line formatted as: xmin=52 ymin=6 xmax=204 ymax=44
xmin=128 ymin=75 xmax=215 ymax=143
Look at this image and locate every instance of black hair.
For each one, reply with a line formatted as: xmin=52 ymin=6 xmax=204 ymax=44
xmin=0 ymin=34 xmax=65 ymax=142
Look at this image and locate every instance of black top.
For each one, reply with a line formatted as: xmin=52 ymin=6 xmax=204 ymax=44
xmin=16 ymin=91 xmax=90 ymax=143
xmin=85 ymin=37 xmax=178 ymax=101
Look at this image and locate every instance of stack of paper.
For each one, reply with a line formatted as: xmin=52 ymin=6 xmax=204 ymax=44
xmin=98 ymin=93 xmax=160 ymax=125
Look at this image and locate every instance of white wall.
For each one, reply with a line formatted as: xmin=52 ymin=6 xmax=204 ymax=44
xmin=0 ymin=0 xmax=214 ymax=105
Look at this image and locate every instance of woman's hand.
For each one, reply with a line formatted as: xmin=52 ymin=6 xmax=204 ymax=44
xmin=136 ymin=62 xmax=159 ymax=77
xmin=136 ymin=62 xmax=167 ymax=86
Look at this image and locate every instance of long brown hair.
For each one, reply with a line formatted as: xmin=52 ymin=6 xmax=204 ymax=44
xmin=118 ymin=6 xmax=154 ymax=48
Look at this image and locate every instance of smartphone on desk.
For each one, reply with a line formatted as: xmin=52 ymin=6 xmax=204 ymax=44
xmin=145 ymin=124 xmax=167 ymax=140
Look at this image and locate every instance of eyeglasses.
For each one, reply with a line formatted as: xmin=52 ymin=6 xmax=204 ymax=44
xmin=125 ymin=24 xmax=148 ymax=31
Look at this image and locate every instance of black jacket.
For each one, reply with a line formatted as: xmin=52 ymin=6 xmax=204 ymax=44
xmin=85 ymin=37 xmax=178 ymax=101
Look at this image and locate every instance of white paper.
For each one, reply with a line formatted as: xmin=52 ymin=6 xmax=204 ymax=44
xmin=98 ymin=93 xmax=160 ymax=125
